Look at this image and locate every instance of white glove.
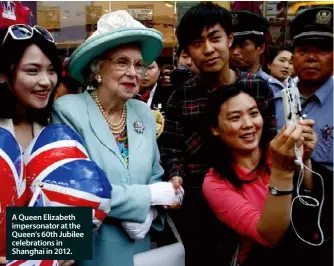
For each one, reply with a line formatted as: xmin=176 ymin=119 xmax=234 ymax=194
xmin=148 ymin=182 xmax=177 ymax=206
xmin=121 ymin=207 xmax=158 ymax=240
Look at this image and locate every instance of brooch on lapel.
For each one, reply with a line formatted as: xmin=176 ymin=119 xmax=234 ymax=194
xmin=133 ymin=120 xmax=145 ymax=134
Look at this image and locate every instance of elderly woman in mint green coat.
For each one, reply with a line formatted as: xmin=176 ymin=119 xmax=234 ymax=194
xmin=51 ymin=10 xmax=183 ymax=266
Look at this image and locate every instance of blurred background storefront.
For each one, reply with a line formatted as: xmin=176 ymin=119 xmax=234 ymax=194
xmin=35 ymin=1 xmax=182 ymax=63
xmin=1 ymin=1 xmax=333 ymax=64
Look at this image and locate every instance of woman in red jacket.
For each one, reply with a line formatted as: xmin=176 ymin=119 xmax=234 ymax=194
xmin=202 ymin=84 xmax=317 ymax=265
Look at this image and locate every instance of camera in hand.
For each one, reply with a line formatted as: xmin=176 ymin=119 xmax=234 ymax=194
xmin=282 ymin=87 xmax=302 ymax=126
xmin=169 ymin=66 xmax=194 ymax=87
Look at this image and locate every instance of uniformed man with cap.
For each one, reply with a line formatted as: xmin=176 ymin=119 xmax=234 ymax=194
xmin=275 ymin=7 xmax=333 ymax=171
xmin=276 ymin=9 xmax=333 ymax=265
xmin=229 ymin=10 xmax=290 ymax=94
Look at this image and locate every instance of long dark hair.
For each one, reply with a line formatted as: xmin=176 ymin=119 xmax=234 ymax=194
xmin=0 ymin=27 xmax=62 ymax=125
xmin=205 ymin=84 xmax=271 ymax=188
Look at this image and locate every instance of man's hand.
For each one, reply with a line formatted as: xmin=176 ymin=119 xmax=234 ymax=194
xmin=171 ymin=176 xmax=183 ymax=194
xmin=164 ymin=176 xmax=184 ymax=209
xmin=160 ymin=69 xmax=172 ymax=87
xmin=299 ymin=119 xmax=317 ymax=162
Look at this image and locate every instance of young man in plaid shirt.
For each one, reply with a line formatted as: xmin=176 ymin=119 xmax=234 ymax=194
xmin=159 ymin=3 xmax=277 ymax=265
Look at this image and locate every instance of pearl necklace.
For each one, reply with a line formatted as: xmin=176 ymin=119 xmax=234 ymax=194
xmin=92 ymin=90 xmax=127 ymax=134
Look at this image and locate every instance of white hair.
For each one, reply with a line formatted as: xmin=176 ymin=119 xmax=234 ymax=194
xmin=87 ymin=58 xmax=104 ymax=86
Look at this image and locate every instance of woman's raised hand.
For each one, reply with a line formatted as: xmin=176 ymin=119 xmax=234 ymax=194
xmin=270 ymin=123 xmax=304 ymax=174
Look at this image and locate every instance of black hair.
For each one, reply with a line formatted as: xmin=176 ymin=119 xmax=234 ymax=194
xmin=0 ymin=28 xmax=62 ymax=125
xmin=232 ymin=34 xmax=265 ymax=48
xmin=262 ymin=46 xmax=292 ymax=74
xmin=176 ymin=46 xmax=183 ymax=59
xmin=267 ymin=46 xmax=292 ymax=64
xmin=177 ymin=2 xmax=232 ymax=53
xmin=204 ymin=84 xmax=271 ymax=188
xmin=155 ymin=57 xmax=163 ymax=69
xmin=59 ymin=57 xmax=84 ymax=94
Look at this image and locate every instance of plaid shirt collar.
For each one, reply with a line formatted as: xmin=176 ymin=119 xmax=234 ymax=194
xmin=194 ymin=68 xmax=249 ymax=94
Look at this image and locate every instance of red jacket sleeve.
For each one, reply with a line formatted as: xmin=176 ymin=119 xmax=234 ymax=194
xmin=202 ymin=169 xmax=270 ymax=246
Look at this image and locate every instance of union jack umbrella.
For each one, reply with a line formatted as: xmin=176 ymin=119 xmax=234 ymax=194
xmin=0 ymin=128 xmax=26 ymax=256
xmin=24 ymin=124 xmax=88 ymax=193
xmin=6 ymin=260 xmax=58 ymax=266
xmin=24 ymin=124 xmax=112 ymax=229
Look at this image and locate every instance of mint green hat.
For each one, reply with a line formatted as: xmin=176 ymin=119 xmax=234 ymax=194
xmin=67 ymin=10 xmax=164 ymax=84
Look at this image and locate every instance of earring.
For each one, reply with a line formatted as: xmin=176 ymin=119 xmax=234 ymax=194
xmin=95 ymin=75 xmax=102 ymax=83
xmin=212 ymin=128 xmax=219 ymax=137
xmin=0 ymin=78 xmax=6 ymax=84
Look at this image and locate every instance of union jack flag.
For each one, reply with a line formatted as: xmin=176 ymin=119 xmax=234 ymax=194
xmin=0 ymin=127 xmax=26 ymax=255
xmin=7 ymin=260 xmax=58 ymax=266
xmin=24 ymin=124 xmax=112 ymax=229
xmin=24 ymin=124 xmax=89 ymax=192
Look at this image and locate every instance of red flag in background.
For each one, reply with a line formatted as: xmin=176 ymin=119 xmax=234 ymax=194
xmin=231 ymin=1 xmax=263 ymax=15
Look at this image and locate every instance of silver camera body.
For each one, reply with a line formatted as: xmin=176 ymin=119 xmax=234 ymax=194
xmin=282 ymin=87 xmax=302 ymax=126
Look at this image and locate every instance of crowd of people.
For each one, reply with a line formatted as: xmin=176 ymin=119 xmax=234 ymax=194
xmin=0 ymin=2 xmax=332 ymax=266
